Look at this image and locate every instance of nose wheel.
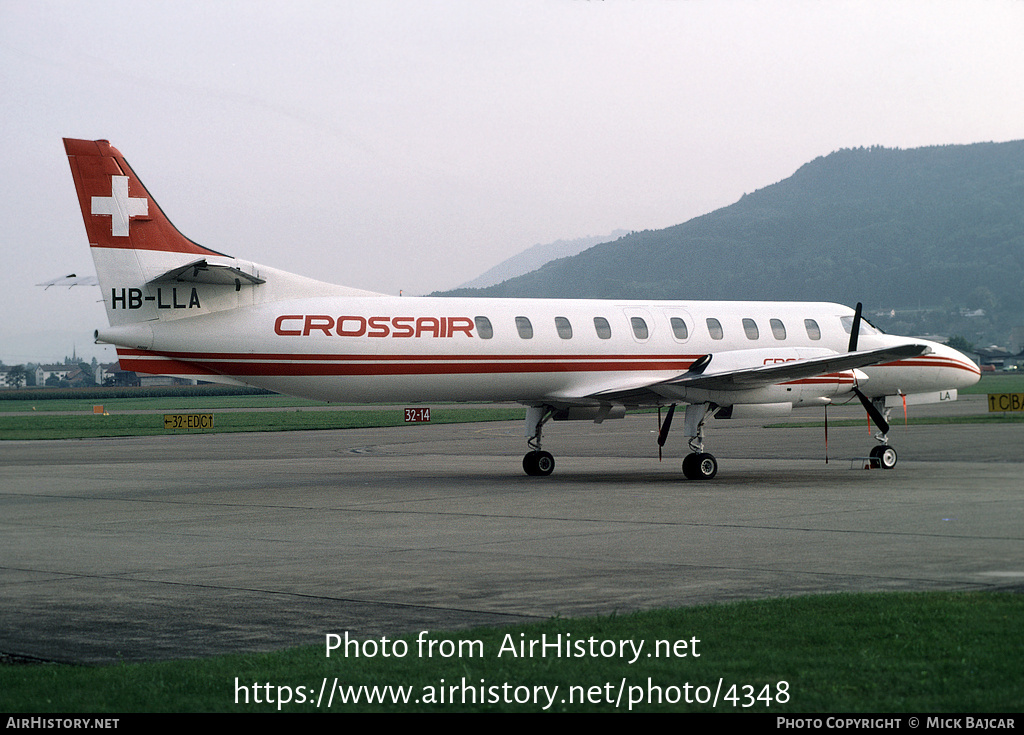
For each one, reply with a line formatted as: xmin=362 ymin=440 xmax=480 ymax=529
xmin=870 ymin=445 xmax=898 ymax=469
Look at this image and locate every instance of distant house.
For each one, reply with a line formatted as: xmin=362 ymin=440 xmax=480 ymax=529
xmin=39 ymin=364 xmax=74 ymax=386
xmin=96 ymin=363 xmax=121 ymax=385
xmin=98 ymin=364 xmax=140 ymax=387
xmin=973 ymin=346 xmax=1015 ymax=371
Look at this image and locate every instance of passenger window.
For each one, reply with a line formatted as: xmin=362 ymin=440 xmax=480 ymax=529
xmin=593 ymin=317 xmax=612 ymax=340
xmin=630 ymin=317 xmax=649 ymax=340
xmin=742 ymin=318 xmax=759 ymax=340
xmin=554 ymin=317 xmax=573 ymax=339
xmin=474 ymin=316 xmax=493 ymax=340
xmin=706 ymin=318 xmax=724 ymax=340
xmin=770 ymin=318 xmax=786 ymax=340
xmin=670 ymin=317 xmax=688 ymax=340
xmin=515 ymin=316 xmax=533 ymax=339
xmin=805 ymin=319 xmax=821 ymax=340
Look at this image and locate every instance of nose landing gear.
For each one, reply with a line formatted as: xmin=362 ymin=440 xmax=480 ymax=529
xmin=870 ymin=444 xmax=898 ymax=469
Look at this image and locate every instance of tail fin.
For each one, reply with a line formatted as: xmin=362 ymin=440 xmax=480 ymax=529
xmin=64 ymin=138 xmax=262 ymax=329
xmin=64 ymin=138 xmax=223 ymax=257
xmin=65 ymin=138 xmax=383 ymax=339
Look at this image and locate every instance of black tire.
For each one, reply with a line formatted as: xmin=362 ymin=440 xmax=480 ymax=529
xmin=877 ymin=446 xmax=897 ymax=469
xmin=696 ymin=452 xmax=718 ymax=479
xmin=683 ymin=452 xmax=717 ymax=480
xmin=682 ymin=452 xmax=700 ymax=479
xmin=523 ymin=451 xmax=555 ymax=476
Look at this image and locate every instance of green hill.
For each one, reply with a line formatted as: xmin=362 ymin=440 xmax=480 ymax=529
xmin=437 ymin=141 xmax=1024 ymax=316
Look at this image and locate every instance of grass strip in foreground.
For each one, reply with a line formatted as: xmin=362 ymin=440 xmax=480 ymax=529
xmin=2 ymin=592 xmax=1021 ymax=712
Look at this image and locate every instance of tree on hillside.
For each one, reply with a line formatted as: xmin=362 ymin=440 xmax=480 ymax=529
xmin=6 ymin=365 xmax=27 ymax=389
xmin=946 ymin=335 xmax=975 ymax=353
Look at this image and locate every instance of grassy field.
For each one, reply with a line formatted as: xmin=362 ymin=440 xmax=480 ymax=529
xmin=0 ymin=406 xmax=523 ymax=440
xmin=0 ymin=393 xmax=326 ymax=413
xmin=963 ymin=373 xmax=1024 ymax=394
xmin=1 ymin=373 xmax=1020 ymax=440
xmin=1 ymin=592 xmax=1020 ymax=713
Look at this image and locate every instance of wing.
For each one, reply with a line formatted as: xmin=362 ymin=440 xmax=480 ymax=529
xmin=583 ymin=343 xmax=931 ymax=405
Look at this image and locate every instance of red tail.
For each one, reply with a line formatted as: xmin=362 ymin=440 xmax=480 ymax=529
xmin=63 ymin=138 xmax=224 ymax=256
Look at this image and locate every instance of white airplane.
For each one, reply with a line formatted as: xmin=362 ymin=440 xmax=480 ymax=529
xmin=63 ymin=138 xmax=981 ymax=478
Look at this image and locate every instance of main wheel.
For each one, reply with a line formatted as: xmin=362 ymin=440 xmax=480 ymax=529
xmin=523 ymin=451 xmax=555 ymax=476
xmin=871 ymin=445 xmax=898 ymax=470
xmin=683 ymin=452 xmax=718 ymax=480
xmin=696 ymin=452 xmax=718 ymax=479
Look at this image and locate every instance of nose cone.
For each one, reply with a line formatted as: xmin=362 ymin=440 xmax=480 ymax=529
xmin=930 ymin=342 xmax=981 ymax=389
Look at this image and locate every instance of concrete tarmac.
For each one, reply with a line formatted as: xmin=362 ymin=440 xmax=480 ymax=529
xmin=2 ymin=395 xmax=1022 ymax=663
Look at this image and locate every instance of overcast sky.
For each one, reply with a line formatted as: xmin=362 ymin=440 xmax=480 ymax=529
xmin=2 ymin=0 xmax=1022 ymax=364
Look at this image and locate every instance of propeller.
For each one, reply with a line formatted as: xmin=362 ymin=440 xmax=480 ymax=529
xmin=848 ymin=301 xmax=863 ymax=352
xmin=847 ymin=302 xmax=890 ymax=434
xmin=657 ymin=404 xmax=676 ymax=461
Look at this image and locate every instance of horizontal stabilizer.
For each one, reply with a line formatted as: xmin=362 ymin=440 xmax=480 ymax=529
xmin=36 ymin=273 xmax=99 ymax=289
xmin=147 ymin=258 xmax=266 ymax=287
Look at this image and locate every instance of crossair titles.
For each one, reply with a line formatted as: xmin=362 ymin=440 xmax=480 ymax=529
xmin=274 ymin=314 xmax=476 ymax=339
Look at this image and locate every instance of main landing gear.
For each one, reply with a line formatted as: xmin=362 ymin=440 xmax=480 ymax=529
xmin=520 ymin=402 xmax=724 ymax=479
xmin=523 ymin=405 xmax=556 ymax=476
xmin=682 ymin=452 xmax=718 ymax=480
xmin=523 ymin=450 xmax=555 ymax=476
xmin=680 ymin=403 xmax=718 ymax=480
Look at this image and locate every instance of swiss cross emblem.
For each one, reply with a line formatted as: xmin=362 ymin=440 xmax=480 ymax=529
xmin=91 ymin=175 xmax=148 ymax=237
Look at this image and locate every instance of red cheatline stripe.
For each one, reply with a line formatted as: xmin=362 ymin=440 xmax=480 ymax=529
xmin=116 ymin=348 xmax=704 ymax=363
xmin=880 ymin=357 xmax=980 ymax=374
xmin=116 ymin=350 xmax=698 ymax=377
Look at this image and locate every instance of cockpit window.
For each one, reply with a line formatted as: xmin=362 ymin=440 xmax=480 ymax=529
xmin=841 ymin=315 xmax=882 ymax=336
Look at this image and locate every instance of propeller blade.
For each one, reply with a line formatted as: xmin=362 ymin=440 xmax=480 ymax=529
xmin=658 ymin=404 xmax=676 ymax=448
xmin=853 ymin=387 xmax=889 ymax=435
xmin=848 ymin=302 xmax=863 ymax=352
